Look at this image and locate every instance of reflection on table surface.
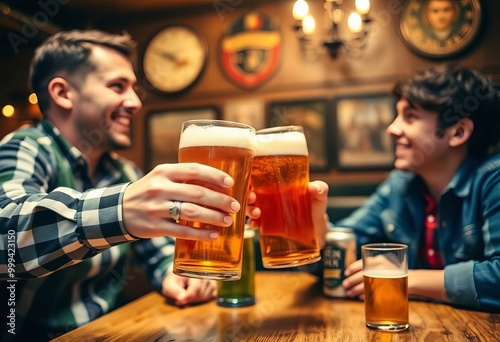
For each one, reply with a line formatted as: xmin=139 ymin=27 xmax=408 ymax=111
xmin=52 ymin=272 xmax=500 ymax=342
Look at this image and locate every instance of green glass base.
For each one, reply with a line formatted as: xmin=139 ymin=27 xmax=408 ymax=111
xmin=217 ymin=296 xmax=256 ymax=307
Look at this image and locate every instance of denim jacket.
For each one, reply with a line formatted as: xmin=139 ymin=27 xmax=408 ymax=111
xmin=336 ymin=153 xmax=500 ymax=311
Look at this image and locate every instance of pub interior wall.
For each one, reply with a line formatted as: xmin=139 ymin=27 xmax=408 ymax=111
xmin=0 ymin=0 xmax=499 ymax=185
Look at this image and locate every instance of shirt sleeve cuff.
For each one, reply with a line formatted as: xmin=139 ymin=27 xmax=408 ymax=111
xmin=444 ymin=261 xmax=479 ymax=308
xmin=75 ymin=183 xmax=138 ymax=250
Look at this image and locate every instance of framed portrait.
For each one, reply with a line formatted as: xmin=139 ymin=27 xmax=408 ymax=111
xmin=399 ymin=0 xmax=483 ymax=59
xmin=268 ymin=99 xmax=330 ymax=171
xmin=145 ymin=107 xmax=219 ymax=171
xmin=334 ymin=94 xmax=395 ymax=170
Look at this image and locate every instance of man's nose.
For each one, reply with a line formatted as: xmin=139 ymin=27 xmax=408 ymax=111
xmin=124 ymin=89 xmax=142 ymax=110
xmin=386 ymin=117 xmax=401 ymax=137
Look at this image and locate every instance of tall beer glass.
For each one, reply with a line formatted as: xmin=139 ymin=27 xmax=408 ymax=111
xmin=362 ymin=243 xmax=409 ymax=331
xmin=174 ymin=120 xmax=255 ymax=280
xmin=251 ymin=126 xmax=320 ymax=268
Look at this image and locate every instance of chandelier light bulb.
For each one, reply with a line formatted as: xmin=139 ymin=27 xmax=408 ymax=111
xmin=332 ymin=8 xmax=343 ymax=24
xmin=302 ymin=14 xmax=316 ymax=35
xmin=355 ymin=0 xmax=370 ymax=15
xmin=292 ymin=0 xmax=372 ymax=59
xmin=347 ymin=12 xmax=363 ymax=33
xmin=293 ymin=0 xmax=309 ymax=20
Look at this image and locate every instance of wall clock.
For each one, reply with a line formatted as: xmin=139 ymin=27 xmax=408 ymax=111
xmin=399 ymin=0 xmax=482 ymax=59
xmin=143 ymin=25 xmax=208 ymax=93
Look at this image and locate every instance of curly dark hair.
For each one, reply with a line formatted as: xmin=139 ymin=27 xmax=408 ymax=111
xmin=393 ymin=64 xmax=500 ymax=157
xmin=29 ymin=29 xmax=137 ymax=115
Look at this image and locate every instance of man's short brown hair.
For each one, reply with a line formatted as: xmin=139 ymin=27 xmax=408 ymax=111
xmin=29 ymin=29 xmax=137 ymax=114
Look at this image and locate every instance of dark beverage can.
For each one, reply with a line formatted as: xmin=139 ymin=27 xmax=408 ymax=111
xmin=323 ymin=227 xmax=357 ymax=297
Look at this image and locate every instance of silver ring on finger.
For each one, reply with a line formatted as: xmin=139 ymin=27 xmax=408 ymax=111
xmin=169 ymin=201 xmax=183 ymax=223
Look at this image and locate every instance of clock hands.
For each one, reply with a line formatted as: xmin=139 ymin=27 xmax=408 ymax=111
xmin=153 ymin=49 xmax=188 ymax=67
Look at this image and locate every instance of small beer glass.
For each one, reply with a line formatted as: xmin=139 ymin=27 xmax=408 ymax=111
xmin=173 ymin=120 xmax=255 ymax=280
xmin=217 ymin=228 xmax=256 ymax=307
xmin=362 ymin=243 xmax=409 ymax=331
xmin=251 ymin=126 xmax=320 ymax=268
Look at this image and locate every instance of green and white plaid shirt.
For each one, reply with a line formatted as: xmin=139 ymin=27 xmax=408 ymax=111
xmin=0 ymin=118 xmax=174 ymax=340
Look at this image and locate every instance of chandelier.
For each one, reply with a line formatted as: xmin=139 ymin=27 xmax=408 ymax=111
xmin=292 ymin=0 xmax=372 ymax=59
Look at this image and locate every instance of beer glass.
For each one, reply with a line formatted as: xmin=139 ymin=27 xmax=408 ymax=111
xmin=217 ymin=228 xmax=256 ymax=307
xmin=362 ymin=243 xmax=409 ymax=331
xmin=173 ymin=120 xmax=255 ymax=280
xmin=251 ymin=126 xmax=320 ymax=268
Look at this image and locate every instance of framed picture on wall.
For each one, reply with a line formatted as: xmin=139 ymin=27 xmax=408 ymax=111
xmin=399 ymin=0 xmax=483 ymax=59
xmin=268 ymin=98 xmax=330 ymax=171
xmin=334 ymin=94 xmax=396 ymax=170
xmin=223 ymin=98 xmax=266 ymax=130
xmin=145 ymin=107 xmax=220 ymax=171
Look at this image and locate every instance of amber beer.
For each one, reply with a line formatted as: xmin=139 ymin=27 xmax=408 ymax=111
xmin=252 ymin=126 xmax=320 ymax=268
xmin=174 ymin=120 xmax=255 ymax=280
xmin=364 ymin=271 xmax=409 ymax=330
xmin=362 ymin=243 xmax=409 ymax=331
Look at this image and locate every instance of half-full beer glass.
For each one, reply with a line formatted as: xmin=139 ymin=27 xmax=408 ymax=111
xmin=173 ymin=120 xmax=255 ymax=280
xmin=251 ymin=126 xmax=320 ymax=268
xmin=362 ymin=243 xmax=409 ymax=331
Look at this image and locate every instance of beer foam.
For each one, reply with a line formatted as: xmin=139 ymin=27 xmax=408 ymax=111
xmin=254 ymin=131 xmax=308 ymax=156
xmin=364 ymin=269 xmax=407 ymax=278
xmin=179 ymin=124 xmax=255 ymax=149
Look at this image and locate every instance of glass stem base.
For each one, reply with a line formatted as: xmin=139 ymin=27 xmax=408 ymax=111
xmin=366 ymin=322 xmax=409 ymax=331
xmin=217 ymin=296 xmax=256 ymax=307
xmin=174 ymin=268 xmax=240 ymax=281
xmin=263 ymin=255 xmax=321 ymax=269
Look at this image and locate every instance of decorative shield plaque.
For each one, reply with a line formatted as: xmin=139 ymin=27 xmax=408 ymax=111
xmin=220 ymin=11 xmax=282 ymax=90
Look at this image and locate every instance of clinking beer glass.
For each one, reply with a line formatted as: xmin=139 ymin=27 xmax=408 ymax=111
xmin=251 ymin=126 xmax=321 ymax=268
xmin=362 ymin=243 xmax=409 ymax=331
xmin=173 ymin=120 xmax=255 ymax=280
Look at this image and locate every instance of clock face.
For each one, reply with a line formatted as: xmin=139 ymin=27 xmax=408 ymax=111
xmin=143 ymin=26 xmax=207 ymax=93
xmin=399 ymin=0 xmax=482 ymax=59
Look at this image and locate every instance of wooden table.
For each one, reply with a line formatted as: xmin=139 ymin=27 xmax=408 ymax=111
xmin=52 ymin=272 xmax=500 ymax=341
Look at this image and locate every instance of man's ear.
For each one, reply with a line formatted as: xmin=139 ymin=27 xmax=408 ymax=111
xmin=47 ymin=77 xmax=73 ymax=110
xmin=449 ymin=118 xmax=474 ymax=147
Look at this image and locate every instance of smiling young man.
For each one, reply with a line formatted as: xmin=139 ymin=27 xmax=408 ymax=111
xmin=0 ymin=30 xmax=242 ymax=340
xmin=335 ymin=65 xmax=500 ymax=311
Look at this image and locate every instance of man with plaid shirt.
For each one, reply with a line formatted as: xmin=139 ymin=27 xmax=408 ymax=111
xmin=0 ymin=30 xmax=241 ymax=340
